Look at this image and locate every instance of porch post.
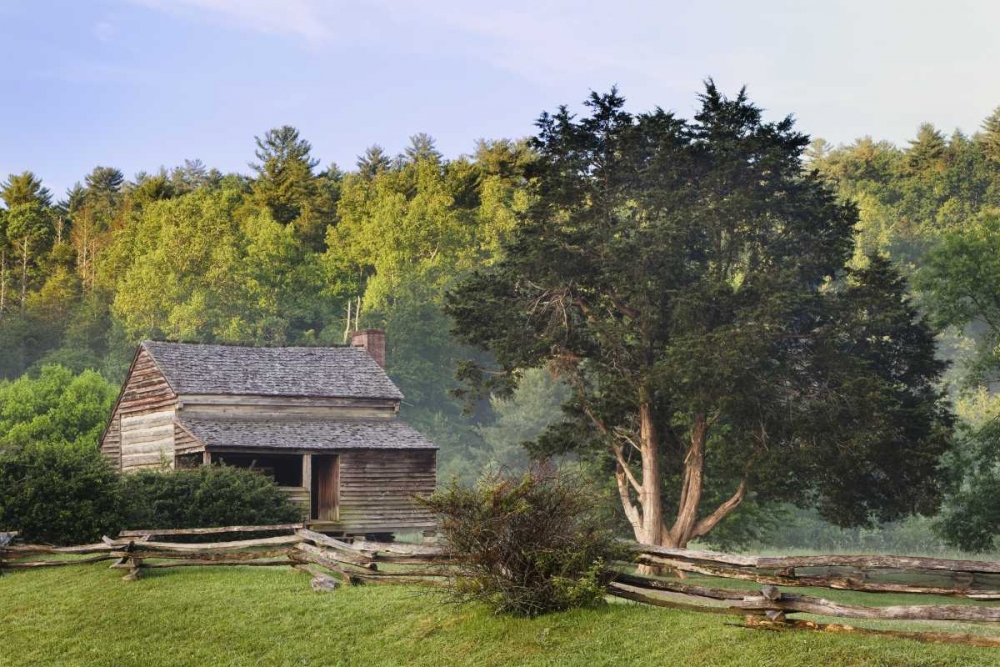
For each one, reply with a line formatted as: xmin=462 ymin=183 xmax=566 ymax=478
xmin=302 ymin=453 xmax=312 ymax=521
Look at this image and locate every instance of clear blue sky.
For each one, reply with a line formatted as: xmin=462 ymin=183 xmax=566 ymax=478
xmin=2 ymin=0 xmax=998 ymax=197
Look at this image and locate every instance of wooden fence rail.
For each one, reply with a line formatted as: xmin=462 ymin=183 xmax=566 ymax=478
xmin=4 ymin=529 xmax=1000 ymax=647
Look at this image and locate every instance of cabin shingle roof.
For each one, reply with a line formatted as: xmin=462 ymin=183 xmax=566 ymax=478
xmin=141 ymin=341 xmax=403 ymax=400
xmin=177 ymin=415 xmax=438 ymax=451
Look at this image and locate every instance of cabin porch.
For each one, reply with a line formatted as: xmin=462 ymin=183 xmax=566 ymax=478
xmin=202 ymin=448 xmax=438 ymax=538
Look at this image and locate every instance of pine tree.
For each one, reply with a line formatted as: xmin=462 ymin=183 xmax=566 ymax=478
xmin=980 ymin=106 xmax=1000 ymax=163
xmin=404 ymin=133 xmax=441 ymax=163
xmin=906 ymin=123 xmax=947 ymax=173
xmin=84 ymin=166 xmax=125 ymax=209
xmin=1 ymin=171 xmax=52 ymax=208
xmin=357 ymin=145 xmax=392 ymax=178
xmin=249 ymin=126 xmax=329 ymax=241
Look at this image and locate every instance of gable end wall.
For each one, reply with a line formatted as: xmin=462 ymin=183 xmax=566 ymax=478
xmin=100 ymin=347 xmax=179 ymax=469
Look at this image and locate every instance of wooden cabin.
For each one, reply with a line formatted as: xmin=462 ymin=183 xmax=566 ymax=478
xmin=99 ymin=330 xmax=438 ymax=538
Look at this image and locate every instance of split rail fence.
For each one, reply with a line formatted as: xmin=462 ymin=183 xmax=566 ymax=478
xmin=4 ymin=526 xmax=1000 ymax=647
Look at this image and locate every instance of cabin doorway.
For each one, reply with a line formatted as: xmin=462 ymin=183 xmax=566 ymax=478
xmin=311 ymin=455 xmax=340 ymax=521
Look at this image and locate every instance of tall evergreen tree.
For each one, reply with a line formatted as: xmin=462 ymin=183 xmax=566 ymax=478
xmin=249 ymin=126 xmax=331 ymax=248
xmin=404 ymin=133 xmax=441 ymax=163
xmin=907 ymin=123 xmax=947 ymax=174
xmin=357 ymin=145 xmax=392 ymax=178
xmin=447 ymin=85 xmax=954 ymax=549
xmin=84 ymin=166 xmax=125 ymax=210
xmin=980 ymin=106 xmax=1000 ymax=164
xmin=1 ymin=171 xmax=52 ymax=208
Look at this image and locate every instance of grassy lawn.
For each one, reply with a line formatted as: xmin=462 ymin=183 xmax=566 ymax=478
xmin=3 ymin=563 xmax=1000 ymax=667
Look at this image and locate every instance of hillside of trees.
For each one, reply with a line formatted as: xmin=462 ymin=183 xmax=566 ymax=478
xmin=4 ymin=97 xmax=1000 ymax=550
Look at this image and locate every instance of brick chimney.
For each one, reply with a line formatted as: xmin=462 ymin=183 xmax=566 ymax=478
xmin=350 ymin=329 xmax=386 ymax=368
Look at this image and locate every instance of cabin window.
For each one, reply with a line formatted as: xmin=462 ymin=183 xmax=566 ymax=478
xmin=213 ymin=453 xmax=304 ymax=487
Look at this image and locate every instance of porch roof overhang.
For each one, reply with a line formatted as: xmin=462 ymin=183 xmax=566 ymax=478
xmin=176 ymin=415 xmax=438 ymax=452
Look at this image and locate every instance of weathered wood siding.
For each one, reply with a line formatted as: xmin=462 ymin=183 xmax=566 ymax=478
xmin=174 ymin=423 xmax=203 ymax=455
xmin=335 ymin=449 xmax=437 ymax=532
xmin=178 ymin=394 xmax=398 ymax=420
xmin=121 ymin=409 xmax=175 ymax=470
xmin=100 ymin=348 xmax=178 ymax=469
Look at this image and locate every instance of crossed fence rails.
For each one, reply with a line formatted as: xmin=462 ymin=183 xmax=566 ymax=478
xmin=4 ymin=526 xmax=1000 ymax=647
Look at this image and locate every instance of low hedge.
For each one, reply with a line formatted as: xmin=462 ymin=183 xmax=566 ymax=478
xmin=120 ymin=465 xmax=303 ymax=530
xmin=0 ymin=442 xmax=124 ymax=545
xmin=0 ymin=444 xmax=302 ymax=544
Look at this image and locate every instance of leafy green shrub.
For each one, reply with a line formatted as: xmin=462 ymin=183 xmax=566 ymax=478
xmin=0 ymin=365 xmax=117 ymax=449
xmin=0 ymin=442 xmax=123 ymax=545
xmin=120 ymin=464 xmax=303 ymax=530
xmin=419 ymin=467 xmax=622 ymax=616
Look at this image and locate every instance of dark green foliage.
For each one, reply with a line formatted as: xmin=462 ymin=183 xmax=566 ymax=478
xmin=906 ymin=123 xmax=947 ymax=175
xmin=250 ymin=126 xmax=333 ymax=247
xmin=981 ymin=107 xmax=1000 ymax=164
xmin=420 ymin=468 xmax=622 ymax=616
xmin=447 ymin=84 xmax=954 ymax=548
xmin=935 ymin=419 xmax=1000 ymax=552
xmin=0 ymin=442 xmax=123 ymax=545
xmin=119 ymin=465 xmax=303 ymax=530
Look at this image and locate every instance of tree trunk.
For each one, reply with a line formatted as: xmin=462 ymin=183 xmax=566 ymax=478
xmin=665 ymin=414 xmax=708 ymax=548
xmin=612 ymin=404 xmax=749 ymax=566
xmin=0 ymin=246 xmax=7 ymax=317
xmin=637 ymin=400 xmax=663 ymax=544
xmin=632 ymin=397 xmax=666 ymax=575
xmin=20 ymin=238 xmax=28 ymax=308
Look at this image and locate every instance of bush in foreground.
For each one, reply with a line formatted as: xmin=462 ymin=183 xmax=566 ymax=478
xmin=420 ymin=467 xmax=622 ymax=616
xmin=0 ymin=442 xmax=123 ymax=545
xmin=120 ymin=464 xmax=303 ymax=530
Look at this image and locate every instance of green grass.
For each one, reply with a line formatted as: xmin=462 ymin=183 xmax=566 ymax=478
xmin=3 ymin=564 xmax=1000 ymax=667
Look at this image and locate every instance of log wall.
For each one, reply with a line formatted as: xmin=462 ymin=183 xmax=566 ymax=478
xmin=121 ymin=409 xmax=176 ymax=470
xmin=101 ymin=348 xmax=179 ymax=468
xmin=335 ymin=449 xmax=437 ymax=533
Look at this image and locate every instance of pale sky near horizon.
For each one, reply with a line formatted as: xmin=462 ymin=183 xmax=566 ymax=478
xmin=1 ymin=0 xmax=998 ymax=197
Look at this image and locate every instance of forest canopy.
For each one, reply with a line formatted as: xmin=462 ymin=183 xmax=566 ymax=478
xmin=3 ymin=89 xmax=1000 ymax=550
